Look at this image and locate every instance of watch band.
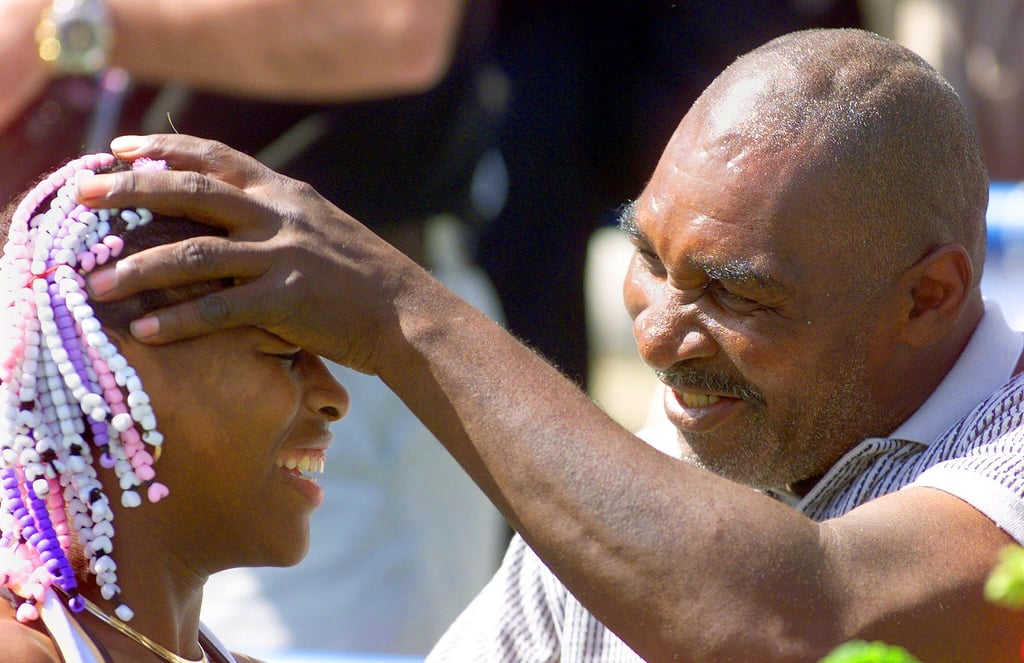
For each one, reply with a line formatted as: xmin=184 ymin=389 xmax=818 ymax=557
xmin=37 ymin=0 xmax=113 ymax=76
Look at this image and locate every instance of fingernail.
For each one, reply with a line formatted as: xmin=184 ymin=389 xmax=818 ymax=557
xmin=131 ymin=316 xmax=160 ymax=340
xmin=76 ymin=175 xmax=111 ymax=202
xmin=87 ymin=266 xmax=118 ymax=296
xmin=110 ymin=135 xmax=144 ymax=155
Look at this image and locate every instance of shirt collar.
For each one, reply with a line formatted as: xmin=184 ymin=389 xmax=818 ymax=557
xmin=888 ymin=300 xmax=1023 ymax=445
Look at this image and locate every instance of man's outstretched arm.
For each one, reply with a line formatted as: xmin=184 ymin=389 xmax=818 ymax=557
xmin=79 ymin=134 xmax=1024 ymax=662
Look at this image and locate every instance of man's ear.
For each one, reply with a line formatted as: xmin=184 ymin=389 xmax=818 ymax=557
xmin=896 ymin=244 xmax=974 ymax=348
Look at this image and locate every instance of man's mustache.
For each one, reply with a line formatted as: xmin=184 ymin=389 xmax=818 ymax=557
xmin=655 ymin=365 xmax=766 ymax=405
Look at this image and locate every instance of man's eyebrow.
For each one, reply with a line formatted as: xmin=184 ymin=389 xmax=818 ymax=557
xmin=692 ymin=256 xmax=785 ymax=294
xmin=616 ymin=200 xmax=787 ymax=294
xmin=616 ymin=201 xmax=647 ymax=244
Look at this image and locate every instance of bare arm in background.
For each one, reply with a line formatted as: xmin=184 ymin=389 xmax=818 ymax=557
xmin=0 ymin=0 xmax=464 ymax=131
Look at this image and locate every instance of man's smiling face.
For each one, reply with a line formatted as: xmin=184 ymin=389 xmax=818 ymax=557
xmin=621 ymin=80 xmax=903 ymax=490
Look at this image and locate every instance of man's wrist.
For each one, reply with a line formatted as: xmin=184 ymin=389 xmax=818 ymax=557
xmin=36 ymin=0 xmax=113 ymax=76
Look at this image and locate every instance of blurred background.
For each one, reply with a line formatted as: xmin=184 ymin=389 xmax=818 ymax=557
xmin=2 ymin=1 xmax=1022 ymax=661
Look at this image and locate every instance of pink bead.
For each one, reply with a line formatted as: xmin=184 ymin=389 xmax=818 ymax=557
xmin=90 ymin=243 xmax=110 ymax=265
xmin=102 ymin=235 xmax=124 ymax=257
xmin=47 ymin=172 xmax=66 ymax=188
xmin=135 ymin=465 xmax=155 ymax=482
xmin=123 ymin=438 xmax=143 ymax=458
xmin=147 ymin=482 xmax=169 ymax=503
xmin=77 ymin=252 xmax=96 ymax=272
xmin=103 ymin=388 xmax=123 ymax=405
xmin=16 ymin=602 xmax=38 ymax=623
xmin=98 ymin=373 xmax=116 ymax=390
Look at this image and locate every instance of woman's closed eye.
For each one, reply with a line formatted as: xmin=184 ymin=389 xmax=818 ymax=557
xmin=271 ymin=349 xmax=303 ymax=367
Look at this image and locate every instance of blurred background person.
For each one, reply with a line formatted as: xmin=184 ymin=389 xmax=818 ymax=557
xmin=861 ymin=0 xmax=1024 ymax=332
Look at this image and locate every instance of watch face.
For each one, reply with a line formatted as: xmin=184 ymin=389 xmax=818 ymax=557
xmin=42 ymin=0 xmax=113 ymax=75
xmin=65 ymin=19 xmax=102 ymax=52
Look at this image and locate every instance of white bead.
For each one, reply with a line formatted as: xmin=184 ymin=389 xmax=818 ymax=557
xmin=110 ymin=413 xmax=133 ymax=432
xmin=126 ymin=391 xmax=149 ymax=408
xmin=65 ymin=291 xmax=85 ymax=308
xmin=100 ymin=584 xmax=118 ymax=601
xmin=80 ymin=392 xmax=102 ymax=410
xmin=64 ymin=373 xmax=82 ymax=391
xmin=120 ymin=491 xmax=141 ymax=508
xmin=66 ymin=456 xmax=86 ymax=473
xmin=90 ymin=502 xmax=110 ymax=521
xmin=93 ymin=555 xmax=116 ymax=574
xmin=85 ymin=331 xmax=108 ymax=348
xmin=93 ymin=520 xmax=113 ymax=538
xmin=31 ymin=478 xmax=49 ymax=496
xmin=130 ymin=404 xmax=152 ymax=420
xmin=115 ymin=604 xmax=134 ymax=622
xmin=143 ymin=431 xmax=163 ymax=446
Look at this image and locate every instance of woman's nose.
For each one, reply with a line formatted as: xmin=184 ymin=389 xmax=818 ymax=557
xmin=303 ymin=355 xmax=350 ymax=421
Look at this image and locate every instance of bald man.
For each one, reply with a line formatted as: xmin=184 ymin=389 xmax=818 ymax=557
xmin=77 ymin=28 xmax=1024 ymax=662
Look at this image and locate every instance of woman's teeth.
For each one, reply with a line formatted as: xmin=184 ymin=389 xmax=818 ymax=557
xmin=275 ymin=450 xmax=326 ymax=475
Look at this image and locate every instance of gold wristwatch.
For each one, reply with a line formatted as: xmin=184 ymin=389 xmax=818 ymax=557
xmin=37 ymin=0 xmax=113 ymax=76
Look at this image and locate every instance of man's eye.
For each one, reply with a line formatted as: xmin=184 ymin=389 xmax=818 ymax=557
xmin=713 ymin=286 xmax=761 ymax=313
xmin=635 ymin=246 xmax=666 ymax=273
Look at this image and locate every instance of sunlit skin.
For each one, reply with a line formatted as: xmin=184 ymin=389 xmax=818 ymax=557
xmin=112 ymin=326 xmax=350 ymax=572
xmin=621 ymin=86 xmax=919 ymax=491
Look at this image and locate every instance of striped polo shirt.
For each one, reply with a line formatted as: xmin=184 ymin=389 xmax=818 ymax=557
xmin=427 ymin=303 xmax=1024 ymax=662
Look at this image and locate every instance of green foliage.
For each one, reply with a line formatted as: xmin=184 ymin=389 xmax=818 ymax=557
xmin=985 ymin=544 xmax=1024 ymax=610
xmin=819 ymin=640 xmax=922 ymax=663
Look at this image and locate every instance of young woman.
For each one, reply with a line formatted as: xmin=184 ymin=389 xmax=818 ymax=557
xmin=0 ymin=153 xmax=349 ymax=662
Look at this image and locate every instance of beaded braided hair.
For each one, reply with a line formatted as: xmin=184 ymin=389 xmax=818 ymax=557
xmin=0 ymin=154 xmax=207 ymax=625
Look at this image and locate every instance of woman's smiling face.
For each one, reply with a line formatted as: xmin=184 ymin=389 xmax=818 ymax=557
xmin=112 ymin=325 xmax=349 ymax=571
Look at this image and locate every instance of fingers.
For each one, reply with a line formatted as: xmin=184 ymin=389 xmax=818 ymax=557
xmin=88 ymin=236 xmax=270 ymax=301
xmin=127 ymin=278 xmax=273 ymax=345
xmin=108 ymin=134 xmax=271 ymax=190
xmin=76 ymin=167 xmax=272 ymax=236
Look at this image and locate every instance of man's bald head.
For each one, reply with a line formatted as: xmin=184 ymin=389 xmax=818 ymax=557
xmin=687 ymin=28 xmax=988 ymax=290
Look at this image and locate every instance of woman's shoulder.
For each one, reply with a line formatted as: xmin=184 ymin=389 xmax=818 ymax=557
xmin=0 ymin=603 xmax=61 ymax=663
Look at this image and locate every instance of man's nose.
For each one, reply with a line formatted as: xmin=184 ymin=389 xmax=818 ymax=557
xmin=632 ymin=287 xmax=717 ymax=371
